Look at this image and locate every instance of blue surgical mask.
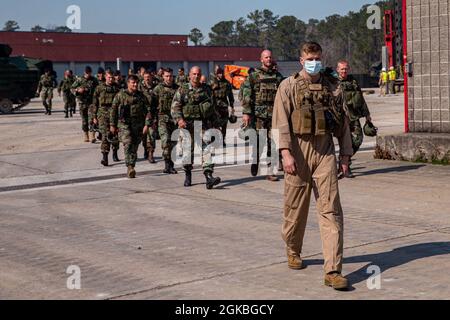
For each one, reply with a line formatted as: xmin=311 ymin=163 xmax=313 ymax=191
xmin=304 ymin=60 xmax=322 ymax=75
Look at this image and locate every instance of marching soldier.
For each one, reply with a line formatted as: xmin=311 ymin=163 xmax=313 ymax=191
xmin=93 ymin=70 xmax=120 ymax=166
xmin=72 ymin=66 xmax=99 ymax=142
xmin=241 ymin=50 xmax=284 ymax=181
xmin=152 ymin=68 xmax=179 ymax=174
xmin=139 ymin=71 xmax=158 ymax=163
xmin=36 ymin=69 xmax=57 ymax=115
xmin=110 ymin=75 xmax=153 ymax=179
xmin=210 ymin=67 xmax=235 ymax=147
xmin=57 ymin=70 xmax=76 ymax=118
xmin=171 ymin=66 xmax=221 ymax=189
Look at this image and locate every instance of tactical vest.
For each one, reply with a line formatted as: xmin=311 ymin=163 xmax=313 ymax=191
xmin=99 ymin=84 xmax=118 ymax=107
xmin=118 ymin=90 xmax=148 ymax=125
xmin=291 ymin=74 xmax=340 ymax=136
xmin=156 ymin=85 xmax=177 ymax=116
xmin=61 ymin=78 xmax=74 ymax=93
xmin=254 ymin=71 xmax=279 ymax=106
xmin=41 ymin=75 xmax=54 ymax=88
xmin=180 ymin=84 xmax=213 ymax=121
xmin=211 ymin=79 xmax=229 ymax=101
xmin=74 ymin=76 xmax=98 ymax=102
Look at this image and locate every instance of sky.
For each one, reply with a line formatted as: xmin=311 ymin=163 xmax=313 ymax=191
xmin=2 ymin=0 xmax=373 ymax=40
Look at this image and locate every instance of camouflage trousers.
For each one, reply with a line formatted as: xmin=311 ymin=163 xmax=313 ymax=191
xmin=78 ymin=102 xmax=90 ymax=133
xmin=40 ymin=88 xmax=53 ymax=111
xmin=88 ymin=104 xmax=97 ymax=133
xmin=350 ymin=119 xmax=364 ymax=155
xmin=62 ymin=93 xmax=76 ymax=114
xmin=182 ymin=120 xmax=214 ymax=174
xmin=255 ymin=117 xmax=273 ymax=161
xmin=216 ymin=106 xmax=229 ymax=141
xmin=142 ymin=121 xmax=157 ymax=153
xmin=98 ymin=107 xmax=119 ymax=153
xmin=118 ymin=123 xmax=144 ymax=167
xmin=158 ymin=115 xmax=176 ymax=161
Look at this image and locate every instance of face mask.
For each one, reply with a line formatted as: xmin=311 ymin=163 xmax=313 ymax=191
xmin=304 ymin=60 xmax=322 ymax=75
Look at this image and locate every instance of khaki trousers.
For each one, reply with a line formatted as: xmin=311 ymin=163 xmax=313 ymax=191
xmin=282 ymin=134 xmax=344 ymax=274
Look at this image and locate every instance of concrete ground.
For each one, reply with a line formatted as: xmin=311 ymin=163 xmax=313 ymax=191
xmin=0 ymin=90 xmax=449 ymax=300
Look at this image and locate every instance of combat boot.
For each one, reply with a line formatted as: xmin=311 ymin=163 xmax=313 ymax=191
xmin=204 ymin=172 xmax=221 ymax=190
xmin=324 ymin=272 xmax=349 ymax=290
xmin=169 ymin=160 xmax=178 ymax=174
xmin=48 ymin=109 xmax=52 ymax=115
xmin=101 ymin=153 xmax=109 ymax=167
xmin=148 ymin=151 xmax=156 ymax=164
xmin=127 ymin=166 xmax=136 ymax=179
xmin=69 ymin=110 xmax=73 ymax=118
xmin=251 ymin=163 xmax=259 ymax=177
xmin=112 ymin=150 xmax=120 ymax=162
xmin=65 ymin=111 xmax=69 ymax=118
xmin=184 ymin=170 xmax=192 ymax=187
xmin=266 ymin=175 xmax=280 ymax=182
xmin=287 ymin=254 xmax=304 ymax=270
xmin=163 ymin=160 xmax=171 ymax=174
xmin=83 ymin=132 xmax=89 ymax=143
xmin=143 ymin=149 xmax=149 ymax=160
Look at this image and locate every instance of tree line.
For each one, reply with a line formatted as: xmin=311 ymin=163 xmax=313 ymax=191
xmin=2 ymin=20 xmax=72 ymax=33
xmin=189 ymin=1 xmax=389 ymax=73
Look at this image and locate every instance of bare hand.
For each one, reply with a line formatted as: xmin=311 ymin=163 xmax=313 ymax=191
xmin=110 ymin=126 xmax=117 ymax=135
xmin=242 ymin=114 xmax=251 ymax=127
xmin=143 ymin=125 xmax=149 ymax=135
xmin=340 ymin=155 xmax=350 ymax=176
xmin=178 ymin=119 xmax=187 ymax=129
xmin=93 ymin=118 xmax=98 ymax=126
xmin=366 ymin=116 xmax=372 ymax=122
xmin=281 ymin=149 xmax=297 ymax=175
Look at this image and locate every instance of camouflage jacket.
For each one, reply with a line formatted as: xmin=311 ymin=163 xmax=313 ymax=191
xmin=93 ymin=83 xmax=120 ymax=115
xmin=241 ymin=66 xmax=284 ymax=117
xmin=71 ymin=75 xmax=99 ymax=104
xmin=339 ymin=75 xmax=370 ymax=121
xmin=210 ymin=76 xmax=234 ymax=109
xmin=57 ymin=77 xmax=75 ymax=95
xmin=175 ymin=74 xmax=188 ymax=87
xmin=171 ymin=83 xmax=217 ymax=124
xmin=37 ymin=74 xmax=57 ymax=92
xmin=110 ymin=89 xmax=152 ymax=128
xmin=152 ymin=82 xmax=179 ymax=117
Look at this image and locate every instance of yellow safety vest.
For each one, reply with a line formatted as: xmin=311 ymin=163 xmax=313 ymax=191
xmin=388 ymin=70 xmax=397 ymax=81
xmin=381 ymin=72 xmax=388 ymax=83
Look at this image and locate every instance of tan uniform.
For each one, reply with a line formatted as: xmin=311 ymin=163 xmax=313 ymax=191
xmin=272 ymin=71 xmax=353 ymax=274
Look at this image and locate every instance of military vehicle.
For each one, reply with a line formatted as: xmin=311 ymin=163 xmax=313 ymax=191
xmin=0 ymin=44 xmax=53 ymax=114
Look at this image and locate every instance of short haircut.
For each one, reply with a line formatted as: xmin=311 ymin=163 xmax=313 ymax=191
xmin=85 ymin=66 xmax=92 ymax=73
xmin=127 ymin=75 xmax=139 ymax=82
xmin=144 ymin=70 xmax=152 ymax=76
xmin=300 ymin=42 xmax=322 ymax=56
xmin=105 ymin=70 xmax=114 ymax=77
xmin=161 ymin=68 xmax=173 ymax=75
xmin=337 ymin=59 xmax=349 ymax=67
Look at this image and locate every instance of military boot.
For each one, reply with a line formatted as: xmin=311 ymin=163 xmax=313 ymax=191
xmin=83 ymin=132 xmax=89 ymax=143
xmin=169 ymin=160 xmax=178 ymax=174
xmin=69 ymin=110 xmax=73 ymax=118
xmin=324 ymin=272 xmax=349 ymax=290
xmin=266 ymin=175 xmax=280 ymax=182
xmin=48 ymin=109 xmax=52 ymax=115
xmin=143 ymin=149 xmax=149 ymax=160
xmin=287 ymin=254 xmax=304 ymax=270
xmin=127 ymin=166 xmax=136 ymax=179
xmin=184 ymin=170 xmax=192 ymax=187
xmin=112 ymin=150 xmax=120 ymax=162
xmin=204 ymin=172 xmax=221 ymax=190
xmin=163 ymin=160 xmax=171 ymax=174
xmin=101 ymin=153 xmax=109 ymax=167
xmin=65 ymin=111 xmax=69 ymax=119
xmin=148 ymin=151 xmax=156 ymax=164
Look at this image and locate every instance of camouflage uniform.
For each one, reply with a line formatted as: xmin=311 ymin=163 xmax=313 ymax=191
xmin=111 ymin=89 xmax=152 ymax=168
xmin=153 ymin=82 xmax=179 ymax=161
xmin=175 ymin=74 xmax=188 ymax=87
xmin=58 ymin=76 xmax=76 ymax=117
xmin=241 ymin=66 xmax=284 ymax=168
xmin=139 ymin=80 xmax=157 ymax=160
xmin=71 ymin=76 xmax=99 ymax=134
xmin=339 ymin=75 xmax=371 ymax=155
xmin=93 ymin=83 xmax=120 ymax=154
xmin=171 ymin=83 xmax=218 ymax=174
xmin=210 ymin=76 xmax=234 ymax=142
xmin=37 ymin=74 xmax=57 ymax=114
